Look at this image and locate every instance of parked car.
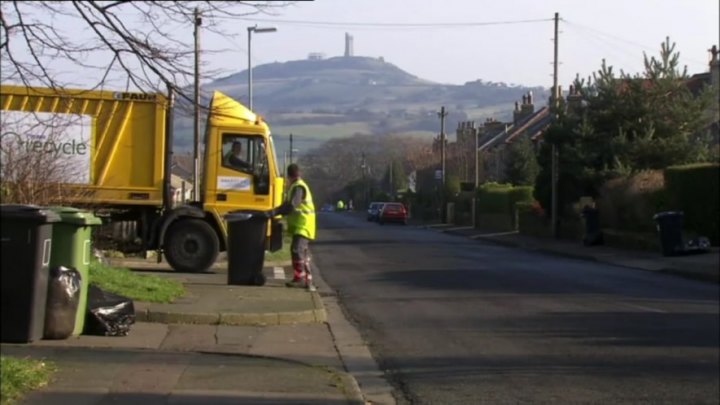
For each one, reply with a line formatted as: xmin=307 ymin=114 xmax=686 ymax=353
xmin=367 ymin=202 xmax=385 ymax=222
xmin=378 ymin=202 xmax=408 ymax=225
xmin=320 ymin=203 xmax=335 ymax=212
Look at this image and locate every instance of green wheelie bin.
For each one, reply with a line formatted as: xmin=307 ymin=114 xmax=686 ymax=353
xmin=47 ymin=206 xmax=102 ymax=336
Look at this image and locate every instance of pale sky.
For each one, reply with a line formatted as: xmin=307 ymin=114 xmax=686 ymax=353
xmin=230 ymin=0 xmax=719 ymax=87
xmin=4 ymin=0 xmax=719 ymax=90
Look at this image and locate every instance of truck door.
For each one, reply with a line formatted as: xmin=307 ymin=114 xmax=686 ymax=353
xmin=210 ymin=133 xmax=272 ymax=214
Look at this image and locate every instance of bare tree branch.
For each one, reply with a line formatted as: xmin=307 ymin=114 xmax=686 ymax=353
xmin=1 ymin=0 xmax=294 ymax=101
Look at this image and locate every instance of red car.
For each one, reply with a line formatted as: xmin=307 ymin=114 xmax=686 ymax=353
xmin=378 ymin=202 xmax=408 ymax=225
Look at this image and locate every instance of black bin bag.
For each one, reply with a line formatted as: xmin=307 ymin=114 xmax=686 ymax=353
xmin=85 ymin=284 xmax=135 ymax=336
xmin=44 ymin=266 xmax=81 ymax=340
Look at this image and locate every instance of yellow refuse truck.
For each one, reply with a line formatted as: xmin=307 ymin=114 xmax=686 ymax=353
xmin=0 ymin=85 xmax=284 ymax=273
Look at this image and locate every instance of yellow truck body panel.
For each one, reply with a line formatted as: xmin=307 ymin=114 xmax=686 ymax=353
xmin=0 ymin=85 xmax=166 ymax=206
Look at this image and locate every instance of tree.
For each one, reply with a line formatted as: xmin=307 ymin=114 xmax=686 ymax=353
xmin=504 ymin=136 xmax=539 ymax=186
xmin=584 ymin=38 xmax=714 ymax=170
xmin=298 ymin=134 xmax=433 ymax=208
xmin=534 ymin=37 xmax=716 ymax=214
xmin=1 ymin=1 xmax=291 ymax=102
xmin=381 ymin=159 xmax=408 ymax=196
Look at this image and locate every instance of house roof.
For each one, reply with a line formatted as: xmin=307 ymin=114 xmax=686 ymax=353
xmin=686 ymin=72 xmax=712 ymax=96
xmin=480 ymin=107 xmax=552 ymax=150
xmin=505 ymin=106 xmax=551 ymax=144
xmin=478 ymin=124 xmax=511 ymax=151
xmin=616 ymin=74 xmax=713 ymax=97
xmin=171 ymin=154 xmax=194 ymax=182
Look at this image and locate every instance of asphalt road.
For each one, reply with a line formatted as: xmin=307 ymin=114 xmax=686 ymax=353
xmin=313 ymin=212 xmax=720 ymax=405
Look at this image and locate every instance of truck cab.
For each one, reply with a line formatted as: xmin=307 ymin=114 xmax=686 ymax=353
xmin=155 ymin=91 xmax=285 ymax=273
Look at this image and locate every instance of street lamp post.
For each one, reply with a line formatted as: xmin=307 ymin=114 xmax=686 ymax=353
xmin=289 ymin=148 xmax=299 ymax=164
xmin=247 ymin=25 xmax=277 ymax=111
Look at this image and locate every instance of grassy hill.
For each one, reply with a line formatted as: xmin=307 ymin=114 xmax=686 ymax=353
xmin=173 ymin=56 xmax=549 ymax=152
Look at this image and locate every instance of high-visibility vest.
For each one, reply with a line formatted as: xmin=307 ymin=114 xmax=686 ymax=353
xmin=286 ymin=178 xmax=316 ymax=240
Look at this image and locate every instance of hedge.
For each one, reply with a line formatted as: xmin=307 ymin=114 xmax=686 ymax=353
xmin=664 ymin=163 xmax=719 ymax=244
xmin=597 ymin=170 xmax=668 ymax=233
xmin=476 ymin=183 xmax=534 ymax=215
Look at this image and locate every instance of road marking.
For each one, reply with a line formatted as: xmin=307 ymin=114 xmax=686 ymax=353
xmin=273 ymin=266 xmax=286 ymax=280
xmin=469 ymin=231 xmax=519 ymax=239
xmin=621 ymin=302 xmax=667 ymax=313
xmin=444 ymin=226 xmax=475 ymax=231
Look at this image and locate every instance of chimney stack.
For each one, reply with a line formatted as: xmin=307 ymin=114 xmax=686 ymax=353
xmin=514 ymin=92 xmax=535 ymax=124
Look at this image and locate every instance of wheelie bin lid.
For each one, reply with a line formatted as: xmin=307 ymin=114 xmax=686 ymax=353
xmin=46 ymin=206 xmax=103 ymax=226
xmin=0 ymin=204 xmax=61 ymax=223
xmin=653 ymin=211 xmax=684 ymax=220
xmin=224 ymin=210 xmax=270 ymax=222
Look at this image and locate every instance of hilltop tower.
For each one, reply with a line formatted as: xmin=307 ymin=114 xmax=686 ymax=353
xmin=344 ymin=33 xmax=354 ymax=57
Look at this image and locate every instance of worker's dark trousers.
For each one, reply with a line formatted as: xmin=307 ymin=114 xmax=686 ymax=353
xmin=291 ymin=235 xmax=312 ymax=285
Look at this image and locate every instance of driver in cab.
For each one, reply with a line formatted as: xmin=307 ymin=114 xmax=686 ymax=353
xmin=224 ymin=141 xmax=252 ymax=172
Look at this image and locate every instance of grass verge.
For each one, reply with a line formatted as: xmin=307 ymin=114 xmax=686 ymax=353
xmin=89 ymin=260 xmax=185 ymax=303
xmin=0 ymin=356 xmax=56 ymax=405
xmin=265 ymin=236 xmax=292 ymax=263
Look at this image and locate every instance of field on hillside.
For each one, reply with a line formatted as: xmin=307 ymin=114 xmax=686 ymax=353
xmin=272 ymin=129 xmax=437 ymax=160
xmin=271 ymin=122 xmax=372 ymax=138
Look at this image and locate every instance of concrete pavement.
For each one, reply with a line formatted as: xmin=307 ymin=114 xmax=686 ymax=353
xmin=0 ymin=260 xmax=388 ymax=405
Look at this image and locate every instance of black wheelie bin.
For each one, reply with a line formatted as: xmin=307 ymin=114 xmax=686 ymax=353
xmin=224 ymin=210 xmax=272 ymax=286
xmin=1 ymin=205 xmax=60 ymax=343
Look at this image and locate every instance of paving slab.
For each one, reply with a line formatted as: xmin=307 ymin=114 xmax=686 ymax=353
xmin=3 ymin=345 xmax=359 ymax=405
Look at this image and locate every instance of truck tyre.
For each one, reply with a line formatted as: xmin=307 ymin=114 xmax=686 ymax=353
xmin=164 ymin=219 xmax=219 ymax=273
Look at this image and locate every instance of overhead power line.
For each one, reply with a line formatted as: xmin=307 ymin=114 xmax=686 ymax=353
xmin=218 ymin=16 xmax=553 ymax=29
xmin=563 ymin=19 xmax=707 ymax=66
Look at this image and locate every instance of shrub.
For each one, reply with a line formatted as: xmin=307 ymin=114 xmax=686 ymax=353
xmin=516 ymin=200 xmax=545 ymax=217
xmin=477 ymin=187 xmax=510 ymax=213
xmin=664 ymin=163 xmax=720 ymax=244
xmin=476 ymin=183 xmax=534 ymax=215
xmin=597 ymin=170 xmax=668 ymax=233
xmin=508 ymin=186 xmax=533 ymax=207
xmin=445 ymin=175 xmax=461 ymax=196
xmin=478 ymin=182 xmax=512 ymax=191
xmin=516 ymin=201 xmax=533 ymax=213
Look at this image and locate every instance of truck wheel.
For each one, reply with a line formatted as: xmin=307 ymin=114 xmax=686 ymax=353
xmin=165 ymin=219 xmax=219 ymax=273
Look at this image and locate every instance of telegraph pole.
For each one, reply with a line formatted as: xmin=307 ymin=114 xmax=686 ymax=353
xmin=389 ymin=160 xmax=393 ymax=195
xmin=283 ymin=151 xmax=287 ymax=177
xmin=438 ymin=106 xmax=448 ymax=222
xmin=473 ymin=123 xmax=479 ymax=227
xmin=551 ymin=12 xmax=560 ymax=238
xmin=289 ymin=133 xmax=293 ymax=164
xmin=193 ymin=7 xmax=202 ymax=201
xmin=361 ymin=152 xmax=367 ymax=206
xmin=438 ymin=106 xmax=448 ymax=186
